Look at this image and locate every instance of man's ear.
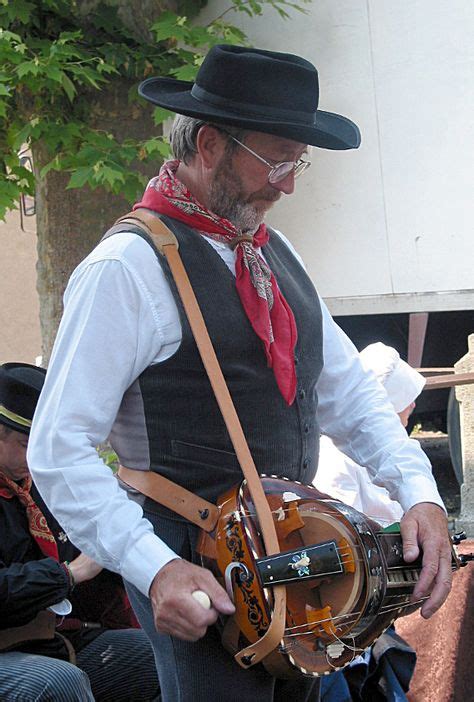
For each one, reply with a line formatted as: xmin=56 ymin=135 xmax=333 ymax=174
xmin=196 ymin=124 xmax=227 ymax=169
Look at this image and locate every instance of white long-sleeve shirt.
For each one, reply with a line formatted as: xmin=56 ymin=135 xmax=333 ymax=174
xmin=28 ymin=228 xmax=444 ymax=597
xmin=315 ymin=435 xmax=404 ymax=526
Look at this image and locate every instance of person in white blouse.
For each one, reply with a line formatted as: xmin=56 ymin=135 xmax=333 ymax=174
xmin=27 ymin=45 xmax=452 ymax=702
xmin=316 ymin=346 xmax=427 ymax=700
xmin=314 ymin=342 xmax=427 ymax=526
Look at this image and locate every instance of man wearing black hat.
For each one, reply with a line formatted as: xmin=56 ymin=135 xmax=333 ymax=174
xmin=0 ymin=363 xmax=160 ymax=701
xmin=28 ymin=46 xmax=452 ymax=701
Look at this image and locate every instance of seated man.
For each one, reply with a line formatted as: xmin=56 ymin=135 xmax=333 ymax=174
xmin=0 ymin=362 xmax=160 ymax=702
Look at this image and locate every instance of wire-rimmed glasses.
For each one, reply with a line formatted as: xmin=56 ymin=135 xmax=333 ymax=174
xmin=219 ymin=130 xmax=311 ymax=184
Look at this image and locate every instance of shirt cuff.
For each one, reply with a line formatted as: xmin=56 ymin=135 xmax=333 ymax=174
xmin=396 ymin=474 xmax=447 ymax=515
xmin=120 ymin=530 xmax=180 ymax=597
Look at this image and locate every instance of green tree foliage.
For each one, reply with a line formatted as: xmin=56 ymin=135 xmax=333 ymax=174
xmin=0 ymin=0 xmax=309 ymax=219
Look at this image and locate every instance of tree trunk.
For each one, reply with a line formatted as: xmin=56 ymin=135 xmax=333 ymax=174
xmin=32 ymin=1 xmax=183 ymax=362
xmin=32 ymin=82 xmax=157 ymax=362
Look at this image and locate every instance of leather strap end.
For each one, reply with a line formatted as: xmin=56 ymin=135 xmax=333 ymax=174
xmin=117 ymin=465 xmax=219 ymax=532
xmin=233 ymin=586 xmax=287 ymax=669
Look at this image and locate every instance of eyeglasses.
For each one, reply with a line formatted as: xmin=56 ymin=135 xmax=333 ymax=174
xmin=220 ymin=130 xmax=311 ymax=185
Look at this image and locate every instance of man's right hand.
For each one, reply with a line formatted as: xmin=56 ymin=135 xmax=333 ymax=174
xmin=149 ymin=558 xmax=235 ymax=641
xmin=67 ymin=553 xmax=103 ymax=584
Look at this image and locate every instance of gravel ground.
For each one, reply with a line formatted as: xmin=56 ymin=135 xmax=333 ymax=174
xmin=398 ymin=432 xmax=471 ymax=702
xmin=397 ymin=538 xmax=474 ymax=702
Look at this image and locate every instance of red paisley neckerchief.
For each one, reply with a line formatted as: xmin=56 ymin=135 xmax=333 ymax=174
xmin=0 ymin=470 xmax=59 ymax=560
xmin=134 ymin=160 xmax=297 ymax=405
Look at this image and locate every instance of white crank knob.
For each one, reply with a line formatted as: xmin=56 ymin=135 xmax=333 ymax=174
xmin=192 ymin=590 xmax=211 ymax=610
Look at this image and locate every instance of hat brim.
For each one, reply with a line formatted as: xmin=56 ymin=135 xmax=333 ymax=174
xmin=0 ymin=414 xmax=30 ymax=435
xmin=139 ymin=77 xmax=361 ymax=150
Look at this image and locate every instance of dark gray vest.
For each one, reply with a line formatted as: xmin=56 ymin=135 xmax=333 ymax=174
xmin=109 ymin=217 xmax=323 ymax=506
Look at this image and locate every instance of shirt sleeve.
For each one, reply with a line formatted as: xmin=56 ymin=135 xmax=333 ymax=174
xmin=0 ymin=559 xmax=70 ymax=628
xmin=270 ymin=228 xmax=444 ymax=513
xmin=28 ymin=237 xmax=181 ymax=596
xmin=316 ymin=299 xmax=445 ymax=514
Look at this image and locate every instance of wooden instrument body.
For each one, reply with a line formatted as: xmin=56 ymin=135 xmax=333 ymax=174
xmin=197 ymin=476 xmax=434 ymax=678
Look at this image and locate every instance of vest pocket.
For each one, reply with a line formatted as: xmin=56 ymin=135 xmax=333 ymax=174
xmin=171 ymin=439 xmax=240 ymax=472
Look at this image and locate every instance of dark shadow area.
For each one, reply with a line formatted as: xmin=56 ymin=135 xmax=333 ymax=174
xmin=415 ymin=433 xmax=461 ymax=517
xmin=335 ymin=310 xmax=474 ymax=431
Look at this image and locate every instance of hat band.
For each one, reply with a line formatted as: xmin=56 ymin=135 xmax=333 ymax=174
xmin=0 ymin=404 xmax=32 ymax=428
xmin=190 ymin=84 xmax=316 ymax=124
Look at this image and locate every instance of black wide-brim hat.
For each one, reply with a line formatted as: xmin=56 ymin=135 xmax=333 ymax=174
xmin=0 ymin=363 xmax=46 ymax=434
xmin=139 ymin=45 xmax=361 ymax=150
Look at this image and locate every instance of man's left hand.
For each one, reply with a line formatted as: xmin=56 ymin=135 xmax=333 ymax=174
xmin=400 ymin=502 xmax=453 ymax=618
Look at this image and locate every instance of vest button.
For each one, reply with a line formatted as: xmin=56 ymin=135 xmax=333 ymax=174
xmin=294 ymin=356 xmax=299 ymax=365
xmin=298 ymin=389 xmax=305 ymax=400
xmin=303 ymin=458 xmax=309 ymax=469
xmin=304 ymin=423 xmax=310 ymax=433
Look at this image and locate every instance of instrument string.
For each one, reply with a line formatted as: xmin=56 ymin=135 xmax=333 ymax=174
xmin=222 ymin=537 xmax=419 ymax=574
xmin=283 ymin=610 xmax=363 ymax=634
xmin=218 ymin=508 xmax=394 ymax=554
xmin=221 ymin=501 xmax=454 ymax=572
xmin=218 ymin=505 xmax=433 ymax=583
xmin=326 ymin=629 xmax=364 ymax=654
xmin=217 ymin=516 xmax=369 ymax=556
xmin=236 ymin=482 xmax=458 ymax=533
xmin=284 ymin=621 xmax=366 ymax=663
xmin=215 ymin=544 xmax=370 ymax=577
xmin=379 ymin=596 xmax=429 ymax=613
xmin=233 ymin=504 xmax=361 ymax=521
xmin=218 ymin=523 xmax=368 ymax=560
xmin=233 ymin=500 xmax=399 ymax=526
xmin=216 ymin=520 xmax=423 ymax=580
xmin=280 ymin=634 xmax=361 ymax=668
xmin=218 ymin=527 xmax=368 ymax=563
xmin=281 ymin=594 xmax=430 ymax=640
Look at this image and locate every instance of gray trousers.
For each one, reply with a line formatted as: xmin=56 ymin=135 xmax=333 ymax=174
xmin=126 ymin=509 xmax=321 ymax=702
xmin=0 ymin=629 xmax=160 ymax=701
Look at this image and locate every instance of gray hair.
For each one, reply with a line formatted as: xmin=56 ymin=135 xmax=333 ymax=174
xmin=169 ymin=115 xmax=249 ymax=164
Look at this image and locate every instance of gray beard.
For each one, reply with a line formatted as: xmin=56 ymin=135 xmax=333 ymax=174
xmin=212 ymin=199 xmax=263 ymax=233
xmin=207 ymin=160 xmax=265 ymax=233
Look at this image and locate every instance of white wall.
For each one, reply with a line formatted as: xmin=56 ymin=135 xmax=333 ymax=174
xmin=201 ymin=0 xmax=474 ymax=312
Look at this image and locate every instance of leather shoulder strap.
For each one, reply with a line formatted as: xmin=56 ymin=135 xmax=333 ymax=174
xmin=114 ymin=210 xmax=179 ymax=253
xmin=115 ymin=208 xmax=287 ymax=668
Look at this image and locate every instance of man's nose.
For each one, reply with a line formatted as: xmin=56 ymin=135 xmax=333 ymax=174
xmin=271 ymin=171 xmax=295 ymax=195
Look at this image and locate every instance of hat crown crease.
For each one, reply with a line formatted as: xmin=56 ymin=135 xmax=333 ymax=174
xmin=190 ymin=84 xmax=316 ymax=124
